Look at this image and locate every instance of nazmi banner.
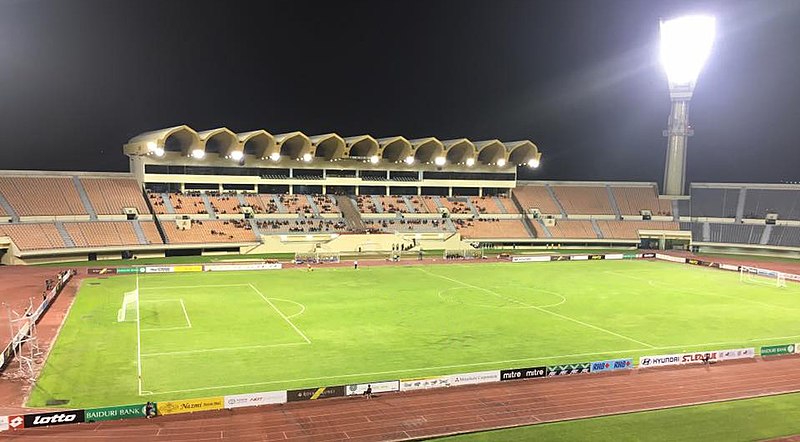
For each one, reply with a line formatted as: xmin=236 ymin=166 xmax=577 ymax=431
xmin=172 ymin=265 xmax=203 ymax=273
xmin=157 ymin=397 xmax=224 ymax=415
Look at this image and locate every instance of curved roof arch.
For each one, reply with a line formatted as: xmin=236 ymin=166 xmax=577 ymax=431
xmin=475 ymin=139 xmax=508 ymax=165
xmin=129 ymin=125 xmax=202 ymax=155
xmin=506 ymin=140 xmax=541 ymax=166
xmin=198 ymin=127 xmax=240 ymax=156
xmin=274 ymin=132 xmax=312 ymax=160
xmin=409 ymin=137 xmax=444 ymax=164
xmin=377 ymin=136 xmax=412 ymax=163
xmin=238 ymin=130 xmax=277 ymax=159
xmin=442 ymin=138 xmax=476 ymax=164
xmin=309 ymin=133 xmax=346 ymax=161
xmin=345 ymin=135 xmax=379 ymax=159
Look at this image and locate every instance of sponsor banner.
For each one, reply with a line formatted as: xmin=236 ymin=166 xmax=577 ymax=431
xmin=547 ymin=363 xmax=591 ymax=376
xmin=655 ymin=253 xmax=685 ymax=263
xmin=144 ymin=266 xmax=174 ymax=273
xmin=605 ymin=254 xmax=624 ymax=260
xmin=550 ymin=255 xmax=572 ymax=262
xmin=85 ymin=404 xmax=147 ymax=422
xmin=400 ymin=375 xmax=452 ymax=391
xmin=224 ymin=391 xmax=287 ymax=409
xmin=287 ymin=386 xmax=346 ymax=402
xmin=117 ymin=267 xmax=140 ymax=274
xmin=511 ymin=256 xmax=551 ymax=263
xmin=0 ymin=416 xmax=8 ymax=432
xmin=204 ymin=263 xmax=283 ymax=272
xmin=641 ymin=253 xmax=656 ymax=258
xmin=345 ymin=381 xmax=400 ymax=396
xmin=173 ymin=265 xmax=203 ymax=273
xmin=761 ymin=344 xmax=796 ymax=357
xmin=88 ymin=267 xmax=117 ymax=275
xmin=719 ymin=263 xmax=739 ymax=271
xmin=447 ymin=370 xmax=500 ymax=386
xmin=499 ymin=366 xmax=546 ymax=381
xmin=718 ymin=348 xmax=755 ymax=361
xmin=590 ymin=358 xmax=633 ymax=373
xmin=24 ymin=410 xmax=85 ymax=428
xmin=571 ymin=255 xmax=589 ymax=261
xmin=588 ymin=254 xmax=605 ymax=260
xmin=6 ymin=415 xmax=23 ymax=431
xmin=686 ymin=258 xmax=717 ymax=267
xmin=157 ymin=397 xmax=224 ymax=415
xmin=638 ymin=349 xmax=755 ymax=368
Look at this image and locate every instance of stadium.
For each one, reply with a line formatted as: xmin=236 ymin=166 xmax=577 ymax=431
xmin=2 ymin=2 xmax=800 ymax=442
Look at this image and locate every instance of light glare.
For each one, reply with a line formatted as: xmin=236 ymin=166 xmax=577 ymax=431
xmin=230 ymin=151 xmax=244 ymax=161
xmin=302 ymin=153 xmax=312 ymax=162
xmin=434 ymin=156 xmax=446 ymax=166
xmin=465 ymin=157 xmax=475 ymax=167
xmin=154 ymin=147 xmax=165 ymax=157
xmin=660 ymin=16 xmax=716 ymax=85
xmin=191 ymin=149 xmax=205 ymax=159
xmin=497 ymin=158 xmax=506 ymax=167
xmin=404 ymin=156 xmax=415 ymax=165
xmin=528 ymin=158 xmax=540 ymax=168
xmin=269 ymin=152 xmax=281 ymax=161
xmin=370 ymin=155 xmax=379 ymax=164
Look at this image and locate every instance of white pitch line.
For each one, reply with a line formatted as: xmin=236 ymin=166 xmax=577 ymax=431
xmin=179 ymin=299 xmax=192 ymax=328
xmin=269 ymin=297 xmax=306 ymax=319
xmin=141 ymin=326 xmax=192 ymax=332
xmin=418 ymin=268 xmax=656 ymax=349
xmin=139 ymin=284 xmax=251 ymax=291
xmin=248 ymin=284 xmax=312 ymax=344
xmin=135 ymin=272 xmax=143 ymax=396
xmin=141 ymin=341 xmax=309 ymax=357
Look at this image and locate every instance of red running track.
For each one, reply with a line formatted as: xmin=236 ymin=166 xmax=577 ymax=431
xmin=4 ymin=356 xmax=800 ymax=441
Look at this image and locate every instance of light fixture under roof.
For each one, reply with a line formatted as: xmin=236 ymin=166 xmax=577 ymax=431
xmin=269 ymin=152 xmax=281 ymax=161
xmin=302 ymin=153 xmax=312 ymax=162
xmin=434 ymin=156 xmax=446 ymax=166
xmin=370 ymin=155 xmax=380 ymax=164
xmin=191 ymin=149 xmax=205 ymax=159
xmin=497 ymin=158 xmax=506 ymax=167
xmin=230 ymin=151 xmax=243 ymax=161
xmin=404 ymin=156 xmax=414 ymax=165
xmin=465 ymin=157 xmax=475 ymax=167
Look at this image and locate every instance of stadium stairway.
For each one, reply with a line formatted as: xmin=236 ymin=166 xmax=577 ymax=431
xmin=54 ymin=221 xmax=76 ymax=247
xmin=736 ymin=188 xmax=747 ymax=222
xmin=702 ymin=222 xmax=711 ymax=241
xmin=672 ymin=200 xmax=680 ymax=221
xmin=131 ymin=220 xmax=148 ymax=245
xmin=236 ymin=194 xmax=248 ymax=208
xmin=545 ymin=184 xmax=568 ymax=217
xmin=72 ymin=176 xmax=98 ymax=220
xmin=272 ymin=195 xmax=287 ymax=213
xmin=334 ymin=195 xmax=365 ymax=232
xmin=606 ymin=185 xmax=622 ymax=219
xmin=510 ymin=192 xmax=539 ymax=238
xmin=463 ymin=198 xmax=480 ymax=215
xmin=431 ymin=196 xmax=445 ymax=210
xmin=248 ymin=218 xmax=262 ymax=237
xmin=305 ymin=195 xmax=321 ymax=216
xmin=200 ymin=193 xmax=216 ymax=217
xmin=161 ymin=193 xmax=176 ymax=213
xmin=369 ymin=195 xmax=384 ymax=213
xmin=492 ymin=196 xmax=508 ymax=214
xmin=590 ymin=219 xmax=604 ymax=239
xmin=0 ymin=193 xmax=19 ymax=221
xmin=760 ymin=224 xmax=773 ymax=245
xmin=537 ymin=219 xmax=553 ymax=237
xmin=401 ymin=196 xmax=416 ymax=213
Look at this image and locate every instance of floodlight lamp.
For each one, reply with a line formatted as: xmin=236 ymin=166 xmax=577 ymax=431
xmin=230 ymin=151 xmax=244 ymax=161
xmin=302 ymin=153 xmax=312 ymax=162
xmin=496 ymin=158 xmax=506 ymax=167
xmin=434 ymin=156 xmax=446 ymax=166
xmin=269 ymin=152 xmax=281 ymax=161
xmin=370 ymin=155 xmax=380 ymax=164
xmin=528 ymin=158 xmax=540 ymax=168
xmin=465 ymin=157 xmax=475 ymax=167
xmin=660 ymin=15 xmax=715 ymax=86
xmin=153 ymin=147 xmax=165 ymax=157
xmin=404 ymin=156 xmax=415 ymax=165
xmin=191 ymin=149 xmax=205 ymax=159
xmin=146 ymin=141 xmax=157 ymax=151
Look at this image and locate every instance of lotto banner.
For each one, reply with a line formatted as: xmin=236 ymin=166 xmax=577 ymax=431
xmin=23 ymin=410 xmax=85 ymax=428
xmin=224 ymin=391 xmax=287 ymax=409
xmin=157 ymin=397 xmax=224 ymax=415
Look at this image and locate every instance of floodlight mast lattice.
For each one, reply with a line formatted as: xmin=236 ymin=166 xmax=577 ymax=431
xmin=660 ymin=16 xmax=715 ymax=195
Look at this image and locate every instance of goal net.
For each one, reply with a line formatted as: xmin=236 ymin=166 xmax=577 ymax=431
xmin=294 ymin=251 xmax=340 ymax=264
xmin=117 ymin=289 xmax=139 ymax=322
xmin=443 ymin=249 xmax=484 ymax=260
xmin=740 ymin=266 xmax=787 ymax=288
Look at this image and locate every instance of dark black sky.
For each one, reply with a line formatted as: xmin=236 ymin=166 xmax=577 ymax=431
xmin=1 ymin=0 xmax=799 ymax=185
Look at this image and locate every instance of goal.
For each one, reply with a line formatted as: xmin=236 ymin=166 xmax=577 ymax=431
xmin=117 ymin=289 xmax=139 ymax=322
xmin=443 ymin=249 xmax=484 ymax=260
xmin=294 ymin=251 xmax=341 ymax=264
xmin=740 ymin=266 xmax=787 ymax=288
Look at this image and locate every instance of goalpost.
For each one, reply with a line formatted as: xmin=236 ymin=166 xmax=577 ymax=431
xmin=293 ymin=251 xmax=341 ymax=264
xmin=443 ymin=249 xmax=484 ymax=260
xmin=740 ymin=266 xmax=787 ymax=288
xmin=117 ymin=289 xmax=139 ymax=322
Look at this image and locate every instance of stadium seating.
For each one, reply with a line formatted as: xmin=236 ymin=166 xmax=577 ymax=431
xmin=208 ymin=195 xmax=242 ymax=215
xmin=767 ymin=226 xmax=800 ymax=247
xmin=80 ymin=178 xmax=149 ymax=215
xmin=0 ymin=204 xmax=6 ymax=217
xmin=439 ymin=197 xmax=472 ymax=214
xmin=596 ymin=221 xmax=679 ymax=239
xmin=470 ymin=196 xmax=503 ymax=214
xmin=0 ymin=176 xmax=87 ymax=216
xmin=377 ymin=196 xmax=410 ymax=213
xmin=280 ymin=194 xmax=313 ymax=214
xmin=255 ymin=218 xmax=348 ymax=233
xmin=552 ymin=186 xmax=614 ymax=215
xmin=169 ymin=193 xmax=209 ymax=214
xmin=139 ymin=221 xmax=163 ymax=245
xmin=453 ymin=219 xmax=530 ymax=238
xmin=365 ymin=218 xmax=451 ymax=233
xmin=708 ymin=223 xmax=765 ymax=244
xmin=355 ymin=195 xmax=377 ymax=213
xmin=742 ymin=189 xmax=800 ymax=220
xmin=542 ymin=220 xmax=597 ymax=238
xmin=312 ymin=195 xmax=340 ymax=214
xmin=513 ymin=185 xmax=561 ymax=214
xmin=162 ymin=219 xmax=258 ymax=243
xmin=148 ymin=193 xmax=169 ymax=214
xmin=612 ymin=186 xmax=672 ymax=216
xmin=689 ymin=187 xmax=739 ymax=218
xmin=64 ymin=221 xmax=152 ymax=247
xmin=0 ymin=223 xmax=66 ymax=250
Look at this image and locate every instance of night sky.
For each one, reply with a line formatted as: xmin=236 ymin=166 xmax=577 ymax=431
xmin=1 ymin=0 xmax=799 ymax=185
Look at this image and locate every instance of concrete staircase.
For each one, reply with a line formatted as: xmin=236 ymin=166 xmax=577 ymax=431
xmin=370 ymin=195 xmax=384 ymax=214
xmin=54 ymin=222 xmax=76 ymax=247
xmin=161 ymin=193 xmax=176 ymax=213
xmin=606 ymin=186 xmax=622 ymax=220
xmin=537 ymin=219 xmax=553 ymax=238
xmin=305 ymin=195 xmax=320 ymax=216
xmin=72 ymin=176 xmax=97 ymax=219
xmin=590 ymin=219 xmax=604 ymax=239
xmin=509 ymin=192 xmax=538 ymax=238
xmin=401 ymin=196 xmax=416 ymax=213
xmin=492 ymin=196 xmax=508 ymax=214
xmin=735 ymin=188 xmax=747 ymax=222
xmin=0 ymin=193 xmax=19 ymax=221
xmin=272 ymin=195 xmax=288 ymax=213
xmin=131 ymin=220 xmax=148 ymax=245
xmin=200 ymin=193 xmax=216 ymax=217
xmin=335 ymin=195 xmax=365 ymax=232
xmin=545 ymin=185 xmax=568 ymax=217
xmin=760 ymin=224 xmax=773 ymax=245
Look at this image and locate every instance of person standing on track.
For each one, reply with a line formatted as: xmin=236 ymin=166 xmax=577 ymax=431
xmin=354 ymin=260 xmax=358 ymax=270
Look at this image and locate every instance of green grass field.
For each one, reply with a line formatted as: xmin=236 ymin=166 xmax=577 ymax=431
xmin=437 ymin=392 xmax=800 ymax=441
xmin=29 ymin=259 xmax=800 ymax=408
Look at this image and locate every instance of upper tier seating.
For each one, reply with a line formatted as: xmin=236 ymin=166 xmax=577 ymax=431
xmin=612 ymin=186 xmax=672 ymax=216
xmin=208 ymin=195 xmax=241 ymax=215
xmin=64 ymin=221 xmax=160 ymax=247
xmin=552 ymin=186 xmax=614 ymax=215
xmin=312 ymin=195 xmax=340 ymax=214
xmin=453 ymin=219 xmax=531 ymax=238
xmin=247 ymin=195 xmax=278 ymax=214
xmin=496 ymin=196 xmax=519 ymax=214
xmin=80 ymin=178 xmax=149 ymax=215
xmin=163 ymin=219 xmax=258 ymax=243
xmin=689 ymin=187 xmax=739 ymax=218
xmin=169 ymin=194 xmax=208 ymax=214
xmin=0 ymin=176 xmax=86 ymax=216
xmin=377 ymin=196 xmax=410 ymax=213
xmin=148 ymin=193 xmax=169 ymax=214
xmin=767 ymin=226 xmax=800 ymax=247
xmin=470 ymin=196 xmax=503 ymax=214
xmin=513 ymin=185 xmax=561 ymax=214
xmin=708 ymin=223 xmax=764 ymax=244
xmin=439 ymin=197 xmax=472 ymax=214
xmin=279 ymin=194 xmax=313 ymax=214
xmin=355 ymin=195 xmax=377 ymax=213
xmin=0 ymin=223 xmax=66 ymax=250
xmin=539 ymin=220 xmax=597 ymax=238
xmin=404 ymin=196 xmax=431 ymax=213
xmin=596 ymin=221 xmax=679 ymax=239
xmin=742 ymin=189 xmax=800 ymax=220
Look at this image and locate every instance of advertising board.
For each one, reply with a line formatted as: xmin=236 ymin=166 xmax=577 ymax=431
xmin=590 ymin=358 xmax=633 ymax=373
xmin=23 ymin=410 xmax=85 ymax=428
xmin=85 ymin=404 xmax=147 ymax=422
xmin=204 ymin=263 xmax=283 ymax=272
xmin=287 ymin=386 xmax=346 ymax=402
xmin=345 ymin=381 xmax=400 ymax=396
xmin=224 ymin=391 xmax=287 ymax=409
xmin=157 ymin=397 xmax=224 ymax=415
xmin=499 ymin=366 xmax=546 ymax=381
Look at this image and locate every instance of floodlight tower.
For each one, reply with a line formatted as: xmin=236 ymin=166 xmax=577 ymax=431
xmin=660 ymin=16 xmax=715 ymax=195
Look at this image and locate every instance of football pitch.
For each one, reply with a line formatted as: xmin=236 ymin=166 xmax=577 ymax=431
xmin=28 ymin=259 xmax=800 ymax=408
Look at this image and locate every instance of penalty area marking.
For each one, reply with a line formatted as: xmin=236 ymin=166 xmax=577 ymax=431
xmin=141 ymin=341 xmax=309 ymax=357
xmin=139 ymin=299 xmax=192 ymax=331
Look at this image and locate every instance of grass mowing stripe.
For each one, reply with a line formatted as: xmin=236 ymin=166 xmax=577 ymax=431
xmin=247 ymin=283 xmax=311 ymax=344
xmin=418 ymin=267 xmax=656 ymax=349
